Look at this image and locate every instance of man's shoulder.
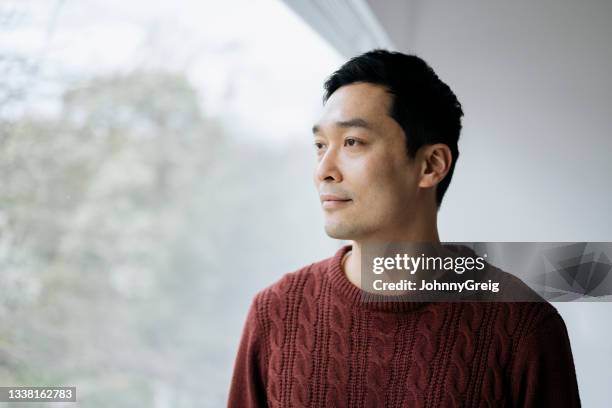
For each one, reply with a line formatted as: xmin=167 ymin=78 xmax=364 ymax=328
xmin=252 ymin=251 xmax=336 ymax=308
xmin=483 ymin=264 xmax=562 ymax=323
xmin=454 ymin=261 xmax=565 ymax=339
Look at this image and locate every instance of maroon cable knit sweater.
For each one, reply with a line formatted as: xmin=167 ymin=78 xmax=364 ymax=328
xmin=228 ymin=245 xmax=581 ymax=407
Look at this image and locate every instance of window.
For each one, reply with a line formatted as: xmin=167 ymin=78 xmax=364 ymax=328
xmin=0 ymin=0 xmax=341 ymax=405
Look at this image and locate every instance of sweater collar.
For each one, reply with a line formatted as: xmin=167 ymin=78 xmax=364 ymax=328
xmin=326 ymin=243 xmax=479 ymax=313
xmin=326 ymin=244 xmax=430 ymax=313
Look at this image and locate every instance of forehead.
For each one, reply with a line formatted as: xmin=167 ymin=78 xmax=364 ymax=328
xmin=316 ymin=82 xmax=393 ymax=130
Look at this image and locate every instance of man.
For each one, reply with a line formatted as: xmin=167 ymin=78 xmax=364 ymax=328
xmin=228 ymin=50 xmax=580 ymax=407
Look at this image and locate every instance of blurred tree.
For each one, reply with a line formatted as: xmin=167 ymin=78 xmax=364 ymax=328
xmin=0 ymin=70 xmax=229 ymax=407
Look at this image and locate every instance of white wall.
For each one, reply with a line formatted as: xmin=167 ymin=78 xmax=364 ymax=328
xmin=365 ymin=0 xmax=612 ymax=241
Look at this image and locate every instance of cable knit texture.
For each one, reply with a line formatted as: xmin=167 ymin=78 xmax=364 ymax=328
xmin=228 ymin=245 xmax=581 ymax=407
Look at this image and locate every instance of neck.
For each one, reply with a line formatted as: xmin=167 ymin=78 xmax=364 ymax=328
xmin=342 ymin=215 xmax=441 ymax=290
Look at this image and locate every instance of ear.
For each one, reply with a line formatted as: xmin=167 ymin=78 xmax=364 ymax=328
xmin=418 ymin=144 xmax=452 ymax=189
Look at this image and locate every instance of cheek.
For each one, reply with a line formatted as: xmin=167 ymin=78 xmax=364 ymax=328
xmin=354 ymin=156 xmax=398 ymax=199
xmin=358 ymin=153 xmax=414 ymax=205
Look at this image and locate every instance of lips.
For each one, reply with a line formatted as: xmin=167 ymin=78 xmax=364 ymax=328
xmin=320 ymin=194 xmax=351 ymax=202
xmin=320 ymin=194 xmax=352 ymax=209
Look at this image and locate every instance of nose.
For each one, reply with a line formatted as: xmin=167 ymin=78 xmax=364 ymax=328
xmin=314 ymin=145 xmax=342 ymax=183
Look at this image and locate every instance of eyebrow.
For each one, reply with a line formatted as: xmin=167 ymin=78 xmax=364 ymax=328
xmin=312 ymin=118 xmax=372 ymax=135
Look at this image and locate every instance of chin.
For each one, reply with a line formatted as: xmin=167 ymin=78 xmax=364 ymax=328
xmin=323 ymin=223 xmax=349 ymax=240
xmin=324 ymin=230 xmax=351 ymax=240
xmin=323 ymin=220 xmax=363 ymax=240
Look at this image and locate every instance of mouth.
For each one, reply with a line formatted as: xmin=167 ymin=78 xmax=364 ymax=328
xmin=322 ymin=199 xmax=352 ymax=209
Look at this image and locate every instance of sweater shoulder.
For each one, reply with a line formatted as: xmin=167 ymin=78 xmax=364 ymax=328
xmin=462 ymin=263 xmax=563 ymax=344
xmin=514 ymin=299 xmax=565 ymax=339
xmin=489 ymin=265 xmax=561 ymax=321
xmin=480 ymin=273 xmax=566 ymax=356
xmin=253 ymin=253 xmax=334 ymax=314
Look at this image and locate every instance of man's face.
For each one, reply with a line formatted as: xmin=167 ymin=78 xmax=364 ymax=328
xmin=312 ymin=82 xmax=422 ymax=241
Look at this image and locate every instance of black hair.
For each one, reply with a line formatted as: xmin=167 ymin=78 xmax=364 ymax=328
xmin=323 ymin=49 xmax=463 ymax=208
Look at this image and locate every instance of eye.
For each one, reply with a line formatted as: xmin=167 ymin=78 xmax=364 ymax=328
xmin=344 ymin=138 xmax=361 ymax=147
xmin=313 ymin=142 xmax=325 ymax=151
